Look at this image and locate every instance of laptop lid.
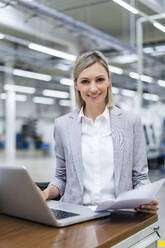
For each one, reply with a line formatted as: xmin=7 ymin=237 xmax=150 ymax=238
xmin=0 ymin=165 xmax=59 ymax=226
xmin=0 ymin=165 xmax=110 ymax=227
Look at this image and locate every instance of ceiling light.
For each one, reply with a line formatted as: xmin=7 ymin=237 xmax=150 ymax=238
xmin=121 ymin=89 xmax=136 ymax=97
xmin=109 ymin=65 xmax=123 ymax=75
xmin=129 ymin=72 xmax=139 ymax=80
xmin=59 ymin=99 xmax=71 ymax=107
xmin=28 ymin=43 xmax=76 ymax=62
xmin=111 ymin=54 xmax=137 ymax=64
xmin=112 ymin=87 xmax=119 ymax=94
xmin=153 ymin=22 xmax=165 ymax=33
xmin=0 ymin=93 xmax=27 ymax=102
xmin=143 ymin=93 xmax=159 ymax=102
xmin=155 ymin=45 xmax=165 ymax=52
xmin=0 ymin=33 xmax=5 ymax=39
xmin=0 ymin=93 xmax=7 ymax=100
xmin=15 ymin=94 xmax=28 ymax=102
xmin=4 ymin=84 xmax=35 ymax=94
xmin=158 ymin=80 xmax=165 ymax=87
xmin=129 ymin=72 xmax=153 ymax=83
xmin=55 ymin=63 xmax=71 ymax=71
xmin=60 ymin=78 xmax=73 ymax=86
xmin=13 ymin=69 xmax=52 ymax=81
xmin=140 ymin=75 xmax=153 ymax=83
xmin=152 ymin=51 xmax=165 ymax=56
xmin=33 ymin=96 xmax=54 ymax=105
xmin=43 ymin=89 xmax=69 ymax=99
xmin=112 ymin=0 xmax=139 ymax=15
xmin=143 ymin=47 xmax=154 ymax=54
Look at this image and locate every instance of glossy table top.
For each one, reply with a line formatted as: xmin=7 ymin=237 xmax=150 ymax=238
xmin=0 ymin=211 xmax=158 ymax=248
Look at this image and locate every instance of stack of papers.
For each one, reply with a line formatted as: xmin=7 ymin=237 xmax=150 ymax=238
xmin=95 ymin=179 xmax=165 ymax=211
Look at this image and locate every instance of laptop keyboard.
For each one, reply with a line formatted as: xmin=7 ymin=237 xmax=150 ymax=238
xmin=50 ymin=209 xmax=80 ymax=220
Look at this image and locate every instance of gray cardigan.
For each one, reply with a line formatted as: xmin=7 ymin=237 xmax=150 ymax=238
xmin=50 ymin=106 xmax=150 ymax=204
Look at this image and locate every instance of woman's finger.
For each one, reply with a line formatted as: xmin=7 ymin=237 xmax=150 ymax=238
xmin=140 ymin=204 xmax=158 ymax=210
xmin=137 ymin=208 xmax=158 ymax=214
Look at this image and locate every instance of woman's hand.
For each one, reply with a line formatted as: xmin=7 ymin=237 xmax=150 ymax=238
xmin=36 ymin=186 xmax=49 ymax=201
xmin=136 ymin=200 xmax=159 ymax=214
xmin=36 ymin=185 xmax=60 ymax=201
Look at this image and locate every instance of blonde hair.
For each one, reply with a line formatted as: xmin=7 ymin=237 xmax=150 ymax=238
xmin=73 ymin=50 xmax=114 ymax=110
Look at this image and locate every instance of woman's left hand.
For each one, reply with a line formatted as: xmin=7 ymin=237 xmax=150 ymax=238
xmin=136 ymin=200 xmax=159 ymax=214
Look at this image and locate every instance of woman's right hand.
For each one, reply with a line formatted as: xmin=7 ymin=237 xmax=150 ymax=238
xmin=36 ymin=186 xmax=49 ymax=201
xmin=36 ymin=185 xmax=60 ymax=201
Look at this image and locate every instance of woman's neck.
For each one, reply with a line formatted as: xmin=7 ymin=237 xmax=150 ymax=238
xmin=84 ymin=104 xmax=106 ymax=121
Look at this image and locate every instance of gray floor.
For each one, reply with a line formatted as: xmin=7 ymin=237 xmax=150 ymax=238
xmin=0 ymin=151 xmax=165 ymax=239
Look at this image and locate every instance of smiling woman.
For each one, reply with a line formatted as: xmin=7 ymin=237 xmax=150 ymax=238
xmin=39 ymin=50 xmax=159 ymax=215
xmin=73 ymin=51 xmax=113 ymax=112
xmin=75 ymin=62 xmax=111 ymax=121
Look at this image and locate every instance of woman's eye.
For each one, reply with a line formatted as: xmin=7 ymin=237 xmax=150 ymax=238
xmin=97 ymin=78 xmax=104 ymax=82
xmin=81 ymin=80 xmax=89 ymax=84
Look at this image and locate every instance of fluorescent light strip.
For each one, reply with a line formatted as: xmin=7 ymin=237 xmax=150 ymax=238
xmin=153 ymin=22 xmax=165 ymax=33
xmin=121 ymin=89 xmax=136 ymax=97
xmin=33 ymin=96 xmax=54 ymax=105
xmin=158 ymin=80 xmax=165 ymax=87
xmin=109 ymin=65 xmax=123 ymax=75
xmin=140 ymin=75 xmax=153 ymax=83
xmin=29 ymin=43 xmax=76 ymax=62
xmin=129 ymin=72 xmax=139 ymax=80
xmin=60 ymin=78 xmax=73 ymax=86
xmin=59 ymin=99 xmax=71 ymax=107
xmin=129 ymin=72 xmax=153 ymax=83
xmin=15 ymin=94 xmax=27 ymax=102
xmin=143 ymin=93 xmax=159 ymax=102
xmin=4 ymin=84 xmax=35 ymax=94
xmin=43 ymin=89 xmax=69 ymax=99
xmin=156 ymin=45 xmax=165 ymax=52
xmin=0 ymin=33 xmax=5 ymax=39
xmin=13 ymin=69 xmax=52 ymax=81
xmin=112 ymin=0 xmax=139 ymax=14
xmin=111 ymin=54 xmax=137 ymax=64
xmin=143 ymin=47 xmax=154 ymax=54
xmin=151 ymin=51 xmax=165 ymax=56
xmin=0 ymin=93 xmax=27 ymax=102
xmin=0 ymin=93 xmax=7 ymax=100
xmin=55 ymin=63 xmax=70 ymax=71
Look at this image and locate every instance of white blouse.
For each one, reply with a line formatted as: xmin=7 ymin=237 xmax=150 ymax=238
xmin=79 ymin=107 xmax=115 ymax=206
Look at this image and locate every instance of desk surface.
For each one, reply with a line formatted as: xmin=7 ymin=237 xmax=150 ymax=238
xmin=0 ymin=211 xmax=157 ymax=248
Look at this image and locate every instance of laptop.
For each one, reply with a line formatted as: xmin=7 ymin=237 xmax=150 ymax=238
xmin=0 ymin=165 xmax=110 ymax=227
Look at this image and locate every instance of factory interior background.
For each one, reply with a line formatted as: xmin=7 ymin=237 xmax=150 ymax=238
xmin=0 ymin=0 xmax=165 ymax=239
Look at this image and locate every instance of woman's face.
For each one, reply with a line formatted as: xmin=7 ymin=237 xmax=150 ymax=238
xmin=75 ymin=62 xmax=110 ymax=108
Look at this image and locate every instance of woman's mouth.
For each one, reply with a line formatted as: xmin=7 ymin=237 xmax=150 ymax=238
xmin=87 ymin=94 xmax=101 ymax=99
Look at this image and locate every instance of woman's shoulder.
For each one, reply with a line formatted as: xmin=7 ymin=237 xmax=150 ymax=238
xmin=54 ymin=110 xmax=79 ymax=126
xmin=112 ymin=105 xmax=141 ymax=124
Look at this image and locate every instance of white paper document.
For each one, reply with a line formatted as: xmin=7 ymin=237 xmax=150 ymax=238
xmin=96 ymin=179 xmax=165 ymax=211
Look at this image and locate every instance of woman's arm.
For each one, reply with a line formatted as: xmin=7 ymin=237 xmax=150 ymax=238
xmin=39 ymin=119 xmax=66 ymax=201
xmin=132 ymin=115 xmax=158 ymax=213
xmin=132 ymin=115 xmax=150 ymax=188
xmin=49 ymin=119 xmax=66 ymax=196
xmin=38 ymin=185 xmax=60 ymax=201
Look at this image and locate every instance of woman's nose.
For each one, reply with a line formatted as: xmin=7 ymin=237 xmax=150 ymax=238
xmin=89 ymin=81 xmax=97 ymax=92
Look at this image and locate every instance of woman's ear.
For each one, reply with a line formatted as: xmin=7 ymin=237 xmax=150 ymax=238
xmin=74 ymin=81 xmax=79 ymax=90
xmin=107 ymin=78 xmax=111 ymax=88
